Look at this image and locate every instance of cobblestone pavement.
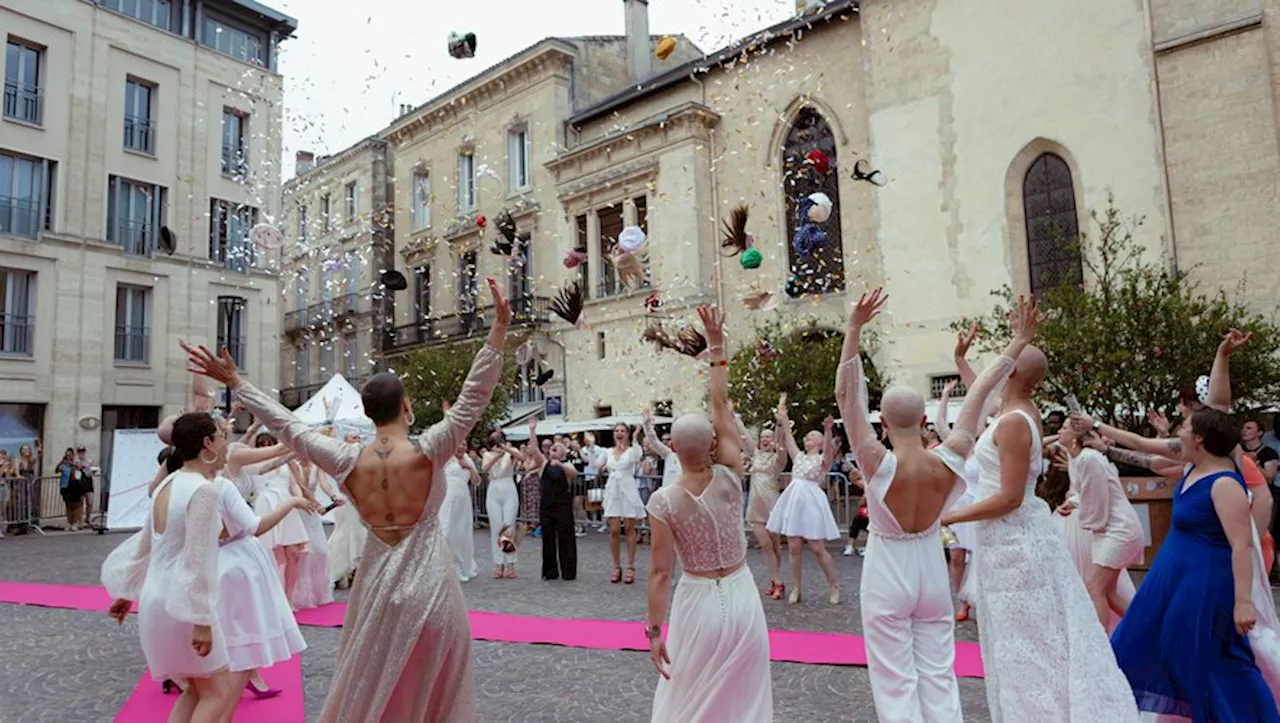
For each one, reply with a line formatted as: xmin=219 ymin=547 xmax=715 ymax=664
xmin=0 ymin=529 xmax=991 ymax=722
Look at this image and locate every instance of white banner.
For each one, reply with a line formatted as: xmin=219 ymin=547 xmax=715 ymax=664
xmin=106 ymin=429 xmax=166 ymax=530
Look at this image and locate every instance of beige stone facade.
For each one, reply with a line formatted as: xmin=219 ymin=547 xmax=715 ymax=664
xmin=0 ymin=0 xmax=295 ymax=473
xmin=283 ymin=0 xmax=1280 ymax=425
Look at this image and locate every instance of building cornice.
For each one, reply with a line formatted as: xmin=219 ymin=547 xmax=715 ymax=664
xmin=555 ymin=159 xmax=661 ymax=209
xmin=548 ymin=102 xmax=719 ymax=177
xmin=386 ymin=44 xmax=577 ymax=145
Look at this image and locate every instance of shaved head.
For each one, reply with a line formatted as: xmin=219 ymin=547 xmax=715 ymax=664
xmin=671 ymin=413 xmax=714 ymax=466
xmin=1011 ymin=345 xmax=1048 ymax=389
xmin=880 ymin=385 xmax=926 ymax=431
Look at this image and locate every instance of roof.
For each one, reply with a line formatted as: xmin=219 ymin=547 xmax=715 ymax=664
xmin=568 ymin=0 xmax=858 ymax=127
xmin=284 ymin=136 xmax=386 ymax=188
xmin=225 ymin=0 xmax=298 ymax=35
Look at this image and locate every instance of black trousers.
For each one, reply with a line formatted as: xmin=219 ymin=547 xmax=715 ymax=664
xmin=541 ymin=504 xmax=577 ymax=580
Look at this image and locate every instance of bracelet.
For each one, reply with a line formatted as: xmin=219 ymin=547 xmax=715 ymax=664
xmin=708 ymin=359 xmax=727 ymax=368
xmin=644 ymin=624 xmax=662 ymax=640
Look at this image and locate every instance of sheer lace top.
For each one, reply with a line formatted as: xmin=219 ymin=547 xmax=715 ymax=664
xmin=606 ymin=445 xmax=642 ymax=481
xmin=750 ymin=449 xmax=786 ymax=484
xmin=232 ymin=344 xmax=503 ymax=535
xmin=216 ymin=476 xmax=260 ymax=544
xmin=646 ymin=465 xmax=746 ymax=573
xmin=485 ymin=451 xmax=515 ymax=481
xmin=791 ymin=452 xmax=824 ymax=482
xmin=100 ymin=471 xmax=221 ymax=626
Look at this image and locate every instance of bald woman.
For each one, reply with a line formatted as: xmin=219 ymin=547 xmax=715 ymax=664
xmin=837 ymin=289 xmax=1041 ymax=723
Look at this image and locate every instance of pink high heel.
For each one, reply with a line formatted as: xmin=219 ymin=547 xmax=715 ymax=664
xmin=246 ymin=680 xmax=282 ymax=699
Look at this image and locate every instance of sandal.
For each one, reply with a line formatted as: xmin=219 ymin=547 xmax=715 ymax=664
xmin=763 ymin=581 xmax=778 ymax=597
xmin=504 ymin=567 xmax=517 ymax=579
xmin=624 ymin=567 xmax=636 ymax=584
xmin=610 ymin=567 xmax=623 ymax=583
xmin=769 ymin=583 xmax=786 ymax=601
xmin=493 ymin=568 xmax=504 ymax=579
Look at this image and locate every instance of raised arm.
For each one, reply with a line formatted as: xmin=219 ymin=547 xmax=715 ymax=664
xmin=953 ymin=323 xmax=979 ymax=389
xmin=942 ymin=297 xmax=1043 ymax=460
xmin=642 ymin=408 xmax=674 ymax=460
xmin=1208 ymin=329 xmax=1251 ymax=412
xmin=416 ymin=279 xmax=509 ymax=459
xmin=943 ymin=414 xmax=1034 ymax=525
xmin=527 ymin=418 xmax=547 ymax=471
xmin=700 ymin=305 xmax=743 ymax=476
xmin=1085 ymin=436 xmax=1185 ymax=480
xmin=734 ymin=413 xmax=756 ymax=457
xmin=776 ymin=395 xmax=800 ymax=460
xmin=936 ymin=380 xmax=954 ymax=442
xmin=836 ymin=288 xmax=887 ymax=477
xmin=1071 ymin=413 xmax=1183 ymax=461
xmin=227 ymin=441 xmax=291 ymax=477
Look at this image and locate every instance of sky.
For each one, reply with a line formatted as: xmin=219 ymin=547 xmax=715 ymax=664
xmin=269 ymin=0 xmax=796 ymax=177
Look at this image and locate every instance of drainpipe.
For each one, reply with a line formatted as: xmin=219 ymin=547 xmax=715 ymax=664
xmin=1142 ymin=0 xmax=1179 ymax=273
xmin=690 ymin=73 xmax=724 ymax=309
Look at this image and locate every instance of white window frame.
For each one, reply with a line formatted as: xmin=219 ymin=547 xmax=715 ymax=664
xmin=0 ymin=267 xmax=36 ymax=356
xmin=123 ymin=78 xmax=155 ymax=154
xmin=345 ymin=181 xmax=357 ymax=223
xmin=412 ymin=171 xmax=431 ymax=230
xmin=114 ymin=284 xmax=150 ymax=364
xmin=457 ymin=152 xmax=476 ymax=212
xmin=4 ymin=39 xmax=44 ymax=126
xmin=507 ymin=126 xmax=531 ymax=193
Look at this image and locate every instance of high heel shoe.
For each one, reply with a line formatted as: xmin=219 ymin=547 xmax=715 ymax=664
xmin=829 ymin=586 xmax=840 ymax=605
xmin=788 ymin=588 xmax=801 ymax=605
xmin=246 ymin=680 xmax=283 ymax=699
xmin=769 ymin=583 xmax=786 ymax=601
xmin=763 ymin=581 xmax=777 ymax=597
xmin=162 ymin=679 xmax=183 ymax=695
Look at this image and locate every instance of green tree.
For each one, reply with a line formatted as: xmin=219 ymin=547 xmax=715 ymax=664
xmin=953 ymin=195 xmax=1280 ymax=430
xmin=392 ymin=341 xmax=517 ymax=446
xmin=729 ymin=317 xmax=885 ymax=434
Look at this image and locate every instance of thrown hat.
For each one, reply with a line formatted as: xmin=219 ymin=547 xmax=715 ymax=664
xmin=1195 ymin=375 xmax=1210 ymax=405
xmin=618 ymin=225 xmax=646 ymax=253
xmin=805 ymin=149 xmax=830 ymax=176
xmin=740 ymin=247 xmax=762 ymax=270
xmin=655 ymin=36 xmax=677 ymax=61
xmin=380 ymin=269 xmax=408 ymax=291
xmin=448 ymin=31 xmax=477 ymax=59
xmin=806 ymin=192 xmax=833 ymax=223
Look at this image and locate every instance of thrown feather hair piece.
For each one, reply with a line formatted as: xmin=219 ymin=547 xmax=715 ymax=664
xmin=675 ymin=327 xmax=708 ymax=359
xmin=642 ymin=322 xmax=679 ymax=353
xmin=720 ymin=205 xmax=751 ymax=256
xmin=549 ymin=281 xmax=584 ymax=327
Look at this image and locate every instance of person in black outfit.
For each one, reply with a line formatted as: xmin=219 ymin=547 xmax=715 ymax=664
xmin=528 ymin=418 xmax=578 ymax=580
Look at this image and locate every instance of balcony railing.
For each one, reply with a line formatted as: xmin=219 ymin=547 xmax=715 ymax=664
xmin=387 ymin=294 xmax=550 ymax=352
xmin=3 ymin=81 xmax=42 ymax=125
xmin=279 ymin=377 xmax=366 ymax=409
xmin=0 ymin=314 xmax=34 ymax=356
xmin=221 ymin=145 xmax=247 ymax=177
xmin=113 ymin=325 xmax=150 ymax=364
xmin=596 ymin=276 xmax=651 ymax=299
xmin=284 ymin=294 xmax=365 ymax=335
xmin=111 ymin=220 xmax=152 ymax=256
xmin=123 ymin=115 xmax=155 ymax=154
xmin=0 ymin=196 xmax=40 ymax=238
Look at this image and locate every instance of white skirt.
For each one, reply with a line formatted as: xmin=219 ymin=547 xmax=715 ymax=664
xmin=652 ymin=565 xmax=773 ymax=722
xmin=139 ymin=576 xmax=229 ymax=681
xmin=253 ymin=484 xmax=309 ymax=550
xmin=290 ymin=509 xmax=332 ymax=610
xmin=441 ymin=476 xmax=478 ymax=582
xmin=1052 ymin=510 xmax=1135 ymax=633
xmin=603 ymin=474 xmax=646 ymax=519
xmin=766 ymin=478 xmax=840 ymax=540
xmin=218 ymin=535 xmax=307 ymax=671
xmin=327 ymin=499 xmax=366 ymax=584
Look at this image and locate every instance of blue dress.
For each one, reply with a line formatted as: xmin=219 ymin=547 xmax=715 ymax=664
xmin=1111 ymin=468 xmax=1280 ymax=722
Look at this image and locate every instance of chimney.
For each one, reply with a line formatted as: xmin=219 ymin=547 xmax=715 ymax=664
xmin=398 ymin=103 xmax=413 ymax=118
xmin=624 ymin=0 xmax=653 ymax=84
xmin=295 ymin=150 xmax=315 ymax=176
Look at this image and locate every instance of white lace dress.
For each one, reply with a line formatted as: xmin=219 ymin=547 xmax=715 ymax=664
xmin=971 ymin=409 xmax=1141 ymax=722
xmin=290 ymin=467 xmax=333 ymax=610
xmin=766 ymin=453 xmax=840 ymax=540
xmin=101 ymin=471 xmax=228 ymax=680
xmin=603 ymin=445 xmax=646 ymax=519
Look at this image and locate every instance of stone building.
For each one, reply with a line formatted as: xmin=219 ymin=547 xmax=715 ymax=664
xmin=283 ymin=0 xmax=1280 ymax=424
xmin=0 ymin=0 xmax=295 ymax=474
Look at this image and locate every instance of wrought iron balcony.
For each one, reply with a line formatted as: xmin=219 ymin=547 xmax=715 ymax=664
xmin=113 ymin=325 xmax=150 ymax=364
xmin=123 ymin=115 xmax=155 ymax=154
xmin=0 ymin=314 xmax=34 ymax=356
xmin=386 ymin=294 xmax=550 ymax=353
xmin=285 ymin=294 xmax=368 ymax=335
xmin=111 ymin=220 xmax=153 ymax=257
xmin=3 ymin=81 xmax=41 ymax=125
xmin=0 ymin=196 xmax=40 ymax=239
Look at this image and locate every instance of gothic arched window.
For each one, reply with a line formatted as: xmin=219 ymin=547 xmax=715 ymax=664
xmin=782 ymin=107 xmax=845 ymax=295
xmin=1022 ymin=153 xmax=1082 ymax=295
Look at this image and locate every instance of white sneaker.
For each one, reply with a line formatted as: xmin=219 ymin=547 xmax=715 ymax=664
xmin=855 ymin=547 xmax=866 ymax=557
xmin=843 ymin=544 xmax=854 ymax=557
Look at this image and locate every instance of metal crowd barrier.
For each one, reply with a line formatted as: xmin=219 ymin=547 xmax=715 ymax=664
xmin=0 ymin=476 xmax=47 ymax=535
xmin=465 ymin=469 xmax=860 ymax=540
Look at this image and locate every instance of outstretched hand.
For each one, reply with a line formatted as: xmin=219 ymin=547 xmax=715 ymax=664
xmin=941 ymin=379 xmax=957 ymax=399
xmin=1146 ymin=409 xmax=1170 ymax=437
xmin=1008 ymin=295 xmax=1046 ymax=342
xmin=954 ymin=323 xmax=979 ymax=359
xmin=485 ymin=278 xmax=511 ymax=350
xmin=1220 ymin=328 xmax=1251 ymax=356
xmin=696 ymin=305 xmax=726 ymax=349
xmin=182 ymin=340 xmax=242 ymax=388
xmin=849 ymin=286 xmax=887 ymax=329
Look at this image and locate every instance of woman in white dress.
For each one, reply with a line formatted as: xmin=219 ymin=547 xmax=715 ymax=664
xmin=1052 ymin=424 xmax=1143 ymax=630
xmin=291 ymin=459 xmax=334 ymax=610
xmin=103 ymin=412 xmax=240 ymax=722
xmin=482 ymin=434 xmax=527 ymax=579
xmin=603 ymin=424 xmax=645 ymax=584
xmin=646 ymin=305 xmax=772 ymax=722
xmin=248 ymin=433 xmax=310 ymax=602
xmin=442 ymin=441 xmax=481 ymax=582
xmin=739 ymin=403 xmax=788 ymax=601
xmin=941 ymin=340 xmax=1141 ymax=722
xmin=327 ymin=431 xmax=368 ymax=589
xmin=766 ymin=402 xmax=841 ymax=605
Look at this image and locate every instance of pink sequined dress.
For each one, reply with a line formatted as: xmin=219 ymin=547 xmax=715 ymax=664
xmin=231 ymin=344 xmax=503 ymax=723
xmin=647 ymin=465 xmax=772 ymax=722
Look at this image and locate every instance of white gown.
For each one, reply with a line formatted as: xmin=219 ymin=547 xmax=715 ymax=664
xmin=290 ymin=468 xmax=333 ymax=610
xmin=766 ymin=453 xmax=840 ymax=540
xmin=252 ymin=465 xmax=309 ymax=550
xmin=647 ymin=465 xmax=772 ymax=722
xmin=441 ymin=457 xmax=479 ymax=582
xmin=327 ymin=490 xmax=366 ymax=585
xmin=101 ymin=471 xmax=228 ymax=680
xmin=602 ymin=445 xmax=646 ymax=519
xmin=214 ymin=478 xmax=307 ymax=670
xmin=484 ymin=452 xmax=519 ymax=566
xmin=971 ymin=409 xmax=1141 ymax=722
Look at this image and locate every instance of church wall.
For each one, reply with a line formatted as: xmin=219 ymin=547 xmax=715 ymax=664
xmin=1148 ymin=0 xmax=1260 ymax=43
xmin=858 ymin=0 xmax=1172 ymax=391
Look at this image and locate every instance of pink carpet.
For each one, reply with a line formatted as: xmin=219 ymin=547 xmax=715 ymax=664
xmin=2 ymin=581 xmax=985 ymax=677
xmin=113 ymin=656 xmax=303 ymax=722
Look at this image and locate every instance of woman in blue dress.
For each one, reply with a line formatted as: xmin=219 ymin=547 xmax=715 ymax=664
xmin=1109 ymin=408 xmax=1279 ymax=722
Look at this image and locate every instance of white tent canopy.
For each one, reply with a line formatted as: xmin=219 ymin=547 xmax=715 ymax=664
xmin=293 ymin=374 xmax=374 ymax=437
xmin=503 ymin=414 xmax=673 ymax=441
